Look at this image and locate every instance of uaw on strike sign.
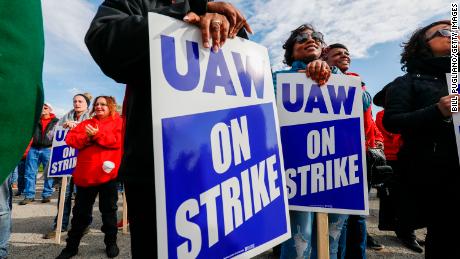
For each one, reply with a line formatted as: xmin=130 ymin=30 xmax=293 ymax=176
xmin=47 ymin=126 xmax=77 ymax=177
xmin=277 ymin=73 xmax=369 ymax=215
xmin=148 ymin=13 xmax=290 ymax=258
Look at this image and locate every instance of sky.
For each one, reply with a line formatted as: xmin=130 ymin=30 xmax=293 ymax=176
xmin=41 ymin=0 xmax=451 ymax=117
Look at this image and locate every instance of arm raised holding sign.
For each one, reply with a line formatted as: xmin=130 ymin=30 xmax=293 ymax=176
xmin=84 ymin=1 xmax=251 ymax=258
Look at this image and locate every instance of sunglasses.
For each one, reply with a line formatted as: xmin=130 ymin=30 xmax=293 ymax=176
xmin=426 ymin=29 xmax=451 ymax=42
xmin=294 ymin=32 xmax=324 ymax=44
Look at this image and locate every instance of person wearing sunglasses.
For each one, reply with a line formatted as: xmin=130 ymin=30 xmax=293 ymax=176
xmin=273 ymin=24 xmax=331 ymax=93
xmin=273 ymin=23 xmax=332 ymax=259
xmin=376 ymin=20 xmax=459 ymax=258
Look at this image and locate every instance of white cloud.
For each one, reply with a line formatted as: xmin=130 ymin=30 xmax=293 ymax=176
xmin=68 ymin=87 xmax=82 ymax=95
xmin=41 ymin=0 xmax=96 ymax=53
xmin=229 ymin=0 xmax=450 ymax=70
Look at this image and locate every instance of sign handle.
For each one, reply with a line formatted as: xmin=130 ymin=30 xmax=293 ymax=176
xmin=316 ymin=212 xmax=330 ymax=259
xmin=122 ymin=190 xmax=128 ymax=234
xmin=55 ymin=177 xmax=68 ymax=244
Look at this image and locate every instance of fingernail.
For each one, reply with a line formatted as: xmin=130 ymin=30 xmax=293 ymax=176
xmin=213 ymin=46 xmax=219 ymax=53
xmin=204 ymin=42 xmax=210 ymax=48
xmin=183 ymin=16 xmax=190 ymax=22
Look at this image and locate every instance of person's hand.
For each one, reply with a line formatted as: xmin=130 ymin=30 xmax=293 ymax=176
xmin=85 ymin=124 xmax=99 ymax=137
xmin=206 ymin=1 xmax=253 ymax=38
xmin=437 ymin=94 xmax=459 ymax=117
xmin=184 ymin=12 xmax=230 ymax=52
xmin=63 ymin=121 xmax=78 ymax=129
xmin=298 ymin=60 xmax=331 ymax=86
xmin=375 ymin=141 xmax=384 ymax=150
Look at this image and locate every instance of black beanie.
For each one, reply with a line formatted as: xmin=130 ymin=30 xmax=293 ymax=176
xmin=74 ymin=94 xmax=91 ymax=108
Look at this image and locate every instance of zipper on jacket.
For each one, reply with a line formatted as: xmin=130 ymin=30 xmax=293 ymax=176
xmin=433 ymin=142 xmax=437 ymax=153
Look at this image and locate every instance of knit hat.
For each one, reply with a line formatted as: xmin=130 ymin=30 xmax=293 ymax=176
xmin=74 ymin=93 xmax=91 ymax=107
xmin=44 ymin=102 xmax=53 ymax=112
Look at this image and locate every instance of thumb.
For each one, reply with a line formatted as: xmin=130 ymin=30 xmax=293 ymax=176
xmin=183 ymin=12 xmax=200 ymax=24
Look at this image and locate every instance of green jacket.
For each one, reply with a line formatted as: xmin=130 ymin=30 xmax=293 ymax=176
xmin=0 ymin=1 xmax=45 ymax=183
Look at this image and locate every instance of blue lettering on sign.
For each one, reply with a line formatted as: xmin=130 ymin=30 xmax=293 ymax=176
xmin=282 ymin=83 xmax=304 ymax=112
xmin=49 ymin=145 xmax=78 ymax=177
xmin=162 ymin=103 xmax=287 ymax=258
xmin=282 ymin=83 xmax=357 ymax=115
xmin=203 ymin=49 xmax=236 ymax=96
xmin=161 ymin=35 xmax=200 ymax=91
xmin=327 ymin=85 xmax=356 ymax=115
xmin=305 ymin=84 xmax=328 ymax=113
xmin=281 ymin=118 xmax=365 ymax=210
xmin=232 ymin=52 xmax=264 ymax=99
xmin=55 ymin=130 xmax=66 ymax=142
xmin=160 ymin=35 xmax=264 ymax=99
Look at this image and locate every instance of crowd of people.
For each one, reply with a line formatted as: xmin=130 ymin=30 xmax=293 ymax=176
xmin=0 ymin=1 xmax=457 ymax=259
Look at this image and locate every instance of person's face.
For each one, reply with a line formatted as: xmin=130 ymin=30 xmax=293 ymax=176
xmin=425 ymin=24 xmax=451 ymax=57
xmin=94 ymin=97 xmax=110 ymax=118
xmin=73 ymin=96 xmax=88 ymax=113
xmin=292 ymin=29 xmax=323 ymax=62
xmin=42 ymin=105 xmax=50 ymax=116
xmin=325 ymin=47 xmax=350 ymax=73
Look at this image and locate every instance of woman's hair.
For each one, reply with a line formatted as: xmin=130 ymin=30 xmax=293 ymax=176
xmin=283 ymin=23 xmax=326 ymax=66
xmin=91 ymin=96 xmax=118 ymax=118
xmin=400 ymin=20 xmax=451 ymax=71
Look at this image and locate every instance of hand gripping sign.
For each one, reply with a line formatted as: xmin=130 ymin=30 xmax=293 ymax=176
xmin=276 ymin=73 xmax=369 ymax=215
xmin=47 ymin=126 xmax=77 ymax=178
xmin=148 ymin=13 xmax=290 ymax=259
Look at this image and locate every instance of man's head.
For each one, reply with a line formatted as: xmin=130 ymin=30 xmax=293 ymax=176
xmin=42 ymin=103 xmax=52 ymax=117
xmin=324 ymin=43 xmax=350 ymax=73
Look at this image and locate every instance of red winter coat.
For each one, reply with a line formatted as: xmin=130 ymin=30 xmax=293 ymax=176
xmin=66 ymin=113 xmax=123 ymax=187
xmin=376 ymin=110 xmax=402 ymax=161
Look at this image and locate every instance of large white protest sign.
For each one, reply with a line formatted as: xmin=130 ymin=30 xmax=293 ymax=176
xmin=148 ymin=13 xmax=290 ymax=258
xmin=447 ymin=73 xmax=460 ymax=165
xmin=277 ymin=73 xmax=369 ymax=215
xmin=47 ymin=126 xmax=77 ymax=177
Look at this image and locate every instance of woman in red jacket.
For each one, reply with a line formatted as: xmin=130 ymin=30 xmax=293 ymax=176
xmin=57 ymin=96 xmax=123 ymax=259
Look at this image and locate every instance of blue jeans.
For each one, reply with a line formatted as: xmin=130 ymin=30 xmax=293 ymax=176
xmin=280 ymin=211 xmax=314 ymax=259
xmin=0 ymin=175 xmax=12 ymax=259
xmin=311 ymin=214 xmax=348 ymax=259
xmin=11 ymin=160 xmax=26 ymax=194
xmin=338 ymin=215 xmax=367 ymax=259
xmin=23 ymin=147 xmax=54 ymax=199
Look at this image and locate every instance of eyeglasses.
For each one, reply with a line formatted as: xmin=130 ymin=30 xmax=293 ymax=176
xmin=426 ymin=29 xmax=451 ymax=42
xmin=294 ymin=32 xmax=324 ymax=44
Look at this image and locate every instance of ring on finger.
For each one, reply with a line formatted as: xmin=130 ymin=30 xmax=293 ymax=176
xmin=211 ymin=20 xmax=222 ymax=29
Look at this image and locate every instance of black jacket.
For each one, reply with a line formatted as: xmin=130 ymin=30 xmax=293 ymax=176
xmin=379 ymin=58 xmax=459 ymax=228
xmin=85 ymin=0 xmax=248 ymax=184
xmin=32 ymin=116 xmax=59 ymax=148
xmin=382 ymin=71 xmax=458 ymax=169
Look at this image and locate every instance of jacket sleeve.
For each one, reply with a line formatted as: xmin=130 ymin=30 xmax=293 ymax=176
xmin=66 ymin=121 xmax=91 ymax=149
xmin=371 ymin=111 xmax=384 ymax=143
xmin=382 ymin=76 xmax=444 ymax=134
xmin=84 ymin=0 xmax=208 ymax=84
xmin=92 ymin=118 xmax=123 ymax=149
xmin=375 ymin=110 xmax=388 ymax=135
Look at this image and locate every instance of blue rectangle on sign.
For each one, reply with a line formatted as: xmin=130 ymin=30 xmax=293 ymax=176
xmin=162 ymin=103 xmax=288 ymax=258
xmin=49 ymin=145 xmax=77 ymax=177
xmin=281 ymin=118 xmax=365 ymax=211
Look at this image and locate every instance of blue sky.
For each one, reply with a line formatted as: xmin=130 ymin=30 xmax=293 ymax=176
xmin=41 ymin=0 xmax=451 ymax=116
